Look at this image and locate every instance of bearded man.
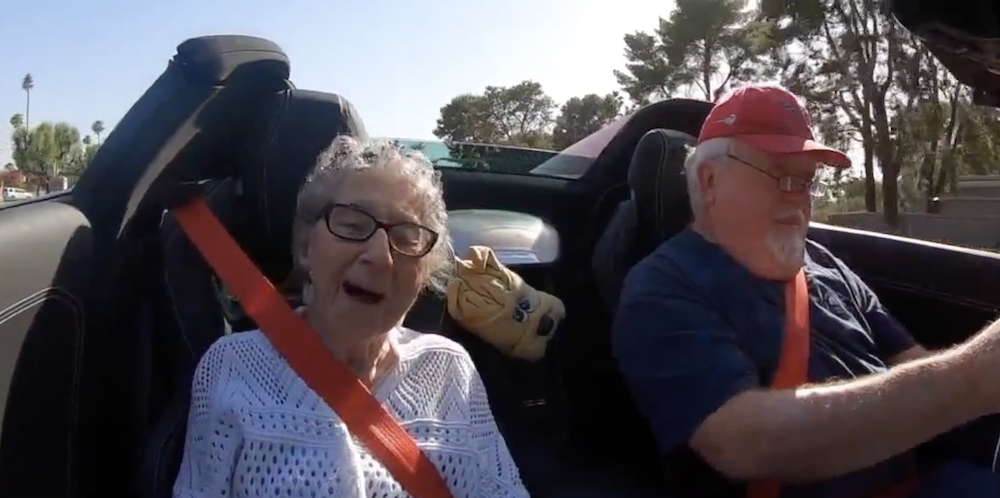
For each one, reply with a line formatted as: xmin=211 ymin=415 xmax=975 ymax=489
xmin=611 ymin=84 xmax=1000 ymax=498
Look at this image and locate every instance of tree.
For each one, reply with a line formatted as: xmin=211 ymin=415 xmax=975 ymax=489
xmin=762 ymin=0 xmax=917 ymax=224
xmin=9 ymin=114 xmax=23 ymax=129
xmin=64 ymin=140 xmax=99 ymax=179
xmin=614 ymin=0 xmax=774 ymax=104
xmin=91 ymin=120 xmax=105 ymax=144
xmin=434 ymin=94 xmax=499 ymax=143
xmin=891 ymin=67 xmax=1000 ymax=211
xmin=434 ymin=81 xmax=556 ymax=148
xmin=21 ymin=74 xmax=34 ymax=130
xmin=552 ymin=93 xmax=623 ymax=149
xmin=11 ymin=121 xmax=86 ymax=192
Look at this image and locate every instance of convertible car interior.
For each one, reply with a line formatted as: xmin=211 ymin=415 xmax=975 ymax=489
xmin=3 ymin=29 xmax=1000 ymax=498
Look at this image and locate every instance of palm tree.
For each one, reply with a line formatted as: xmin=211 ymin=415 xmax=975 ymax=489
xmin=9 ymin=113 xmax=23 ymax=129
xmin=91 ymin=120 xmax=105 ymax=144
xmin=21 ymin=74 xmax=34 ymax=130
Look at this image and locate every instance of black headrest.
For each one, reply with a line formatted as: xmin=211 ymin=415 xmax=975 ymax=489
xmin=239 ymin=88 xmax=368 ymax=280
xmin=626 ymin=129 xmax=695 ymax=244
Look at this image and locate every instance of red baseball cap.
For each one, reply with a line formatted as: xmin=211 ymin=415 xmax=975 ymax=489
xmin=698 ymin=85 xmax=850 ymax=168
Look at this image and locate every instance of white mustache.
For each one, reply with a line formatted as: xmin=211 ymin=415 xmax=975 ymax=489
xmin=773 ymin=208 xmax=807 ymax=224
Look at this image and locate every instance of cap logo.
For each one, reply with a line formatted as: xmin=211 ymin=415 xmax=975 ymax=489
xmin=714 ymin=114 xmax=737 ymax=126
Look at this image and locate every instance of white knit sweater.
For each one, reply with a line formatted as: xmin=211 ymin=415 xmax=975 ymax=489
xmin=172 ymin=327 xmax=530 ymax=498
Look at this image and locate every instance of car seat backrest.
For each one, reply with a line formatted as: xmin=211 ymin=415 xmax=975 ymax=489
xmin=239 ymin=89 xmax=368 ymax=283
xmin=142 ymin=178 xmax=239 ymax=498
xmin=68 ymin=35 xmax=290 ymax=497
xmin=591 ymin=129 xmax=694 ymax=313
xmin=143 ymin=88 xmax=367 ymax=498
xmin=74 ymin=35 xmax=290 ymax=245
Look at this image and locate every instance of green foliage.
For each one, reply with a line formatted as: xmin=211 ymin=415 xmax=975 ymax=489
xmin=434 ymin=81 xmax=556 ymax=148
xmin=396 ymin=139 xmax=558 ymax=175
xmin=552 ymin=93 xmax=623 ymax=150
xmin=613 ymin=0 xmax=777 ymax=103
xmin=9 ymin=114 xmax=102 ymax=187
xmin=758 ymin=0 xmax=827 ymax=37
xmin=433 ymin=82 xmax=625 ymax=154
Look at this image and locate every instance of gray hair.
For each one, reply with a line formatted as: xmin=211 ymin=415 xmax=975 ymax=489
xmin=291 ymin=135 xmax=453 ymax=294
xmin=683 ymin=136 xmax=733 ymax=213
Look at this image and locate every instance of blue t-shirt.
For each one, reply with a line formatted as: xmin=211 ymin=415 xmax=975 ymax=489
xmin=612 ymin=227 xmax=917 ymax=498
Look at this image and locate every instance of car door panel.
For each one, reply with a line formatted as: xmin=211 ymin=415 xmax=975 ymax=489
xmin=0 ymin=195 xmax=93 ymax=497
xmin=439 ymin=169 xmax=644 ymax=497
xmin=437 ymin=169 xmax=601 ymax=332
xmin=439 ymin=169 xmax=588 ymax=238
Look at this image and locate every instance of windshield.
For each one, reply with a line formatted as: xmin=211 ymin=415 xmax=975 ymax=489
xmin=392 ymin=139 xmax=560 ymax=176
xmin=391 ymin=117 xmax=627 ymax=180
xmin=530 ymin=117 xmax=628 ymax=178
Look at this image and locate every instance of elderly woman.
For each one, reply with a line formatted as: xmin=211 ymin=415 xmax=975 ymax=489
xmin=172 ymin=136 xmax=529 ymax=498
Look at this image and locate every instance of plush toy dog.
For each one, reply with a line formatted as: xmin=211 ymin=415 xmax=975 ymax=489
xmin=446 ymin=245 xmax=566 ymax=361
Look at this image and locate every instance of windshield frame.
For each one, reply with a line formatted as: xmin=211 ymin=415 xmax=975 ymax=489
xmin=529 ymin=116 xmax=630 ymax=179
xmin=387 ymin=115 xmax=632 ymax=180
xmin=390 ymin=138 xmax=562 ymax=176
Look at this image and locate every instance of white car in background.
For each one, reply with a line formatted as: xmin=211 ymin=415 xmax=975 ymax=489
xmin=1 ymin=187 xmax=33 ymax=202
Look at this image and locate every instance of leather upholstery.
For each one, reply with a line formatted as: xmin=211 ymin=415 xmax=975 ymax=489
xmin=590 ymin=129 xmax=694 ymax=313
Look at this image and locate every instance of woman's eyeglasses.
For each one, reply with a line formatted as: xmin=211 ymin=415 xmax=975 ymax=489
xmin=726 ymin=153 xmax=827 ymax=198
xmin=321 ymin=203 xmax=439 ymax=258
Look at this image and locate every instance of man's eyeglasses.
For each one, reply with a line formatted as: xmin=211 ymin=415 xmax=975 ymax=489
xmin=320 ymin=203 xmax=439 ymax=258
xmin=727 ymin=153 xmax=826 ymax=197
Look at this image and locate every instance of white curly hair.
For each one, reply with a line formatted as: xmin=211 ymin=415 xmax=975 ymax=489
xmin=291 ymin=135 xmax=453 ymax=294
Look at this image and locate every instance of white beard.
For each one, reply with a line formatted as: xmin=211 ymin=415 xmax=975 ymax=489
xmin=765 ymin=228 xmax=806 ymax=268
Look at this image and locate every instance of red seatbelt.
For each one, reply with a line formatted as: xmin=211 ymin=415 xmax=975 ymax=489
xmin=173 ymin=196 xmax=454 ymax=498
xmin=745 ymin=273 xmax=918 ymax=498
xmin=746 ymin=271 xmax=809 ymax=498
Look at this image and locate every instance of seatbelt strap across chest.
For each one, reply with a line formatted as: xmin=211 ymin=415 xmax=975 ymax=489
xmin=173 ymin=196 xmax=454 ymax=498
xmin=746 ymin=270 xmax=809 ymax=498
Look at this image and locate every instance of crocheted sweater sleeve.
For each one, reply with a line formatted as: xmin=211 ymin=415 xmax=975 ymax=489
xmin=173 ymin=330 xmax=529 ymax=498
xmin=172 ymin=338 xmax=243 ymax=497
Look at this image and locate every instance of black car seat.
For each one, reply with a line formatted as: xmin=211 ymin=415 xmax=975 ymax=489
xmin=141 ymin=88 xmax=366 ymax=498
xmin=40 ymin=36 xmax=292 ymax=498
xmin=548 ymin=128 xmax=695 ymax=496
xmin=590 ymin=128 xmax=695 ymax=314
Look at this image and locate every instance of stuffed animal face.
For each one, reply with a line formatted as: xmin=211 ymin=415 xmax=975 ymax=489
xmin=447 ymin=245 xmax=566 ymax=362
xmin=507 ymin=285 xmax=565 ymax=360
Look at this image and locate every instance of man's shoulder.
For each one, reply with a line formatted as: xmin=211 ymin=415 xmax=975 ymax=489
xmin=804 ymin=239 xmax=862 ymax=285
xmin=805 ymin=239 xmax=843 ymax=268
xmin=622 ymin=234 xmax=695 ymax=297
xmin=623 ymin=229 xmax=736 ymax=300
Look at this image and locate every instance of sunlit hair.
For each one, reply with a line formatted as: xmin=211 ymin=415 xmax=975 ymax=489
xmin=684 ymin=136 xmax=734 ymax=213
xmin=291 ymin=135 xmax=453 ymax=294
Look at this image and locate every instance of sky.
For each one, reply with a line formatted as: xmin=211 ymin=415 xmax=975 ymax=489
xmin=0 ymin=0 xmax=672 ymax=165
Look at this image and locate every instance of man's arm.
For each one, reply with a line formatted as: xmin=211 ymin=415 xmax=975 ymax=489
xmin=612 ymin=285 xmax=995 ymax=483
xmin=889 ymin=345 xmax=931 ymax=365
xmin=693 ymin=346 xmax=988 ymax=481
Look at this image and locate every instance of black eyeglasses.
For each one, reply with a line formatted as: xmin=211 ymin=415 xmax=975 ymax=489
xmin=727 ymin=154 xmax=826 ymax=197
xmin=320 ymin=203 xmax=439 ymax=258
